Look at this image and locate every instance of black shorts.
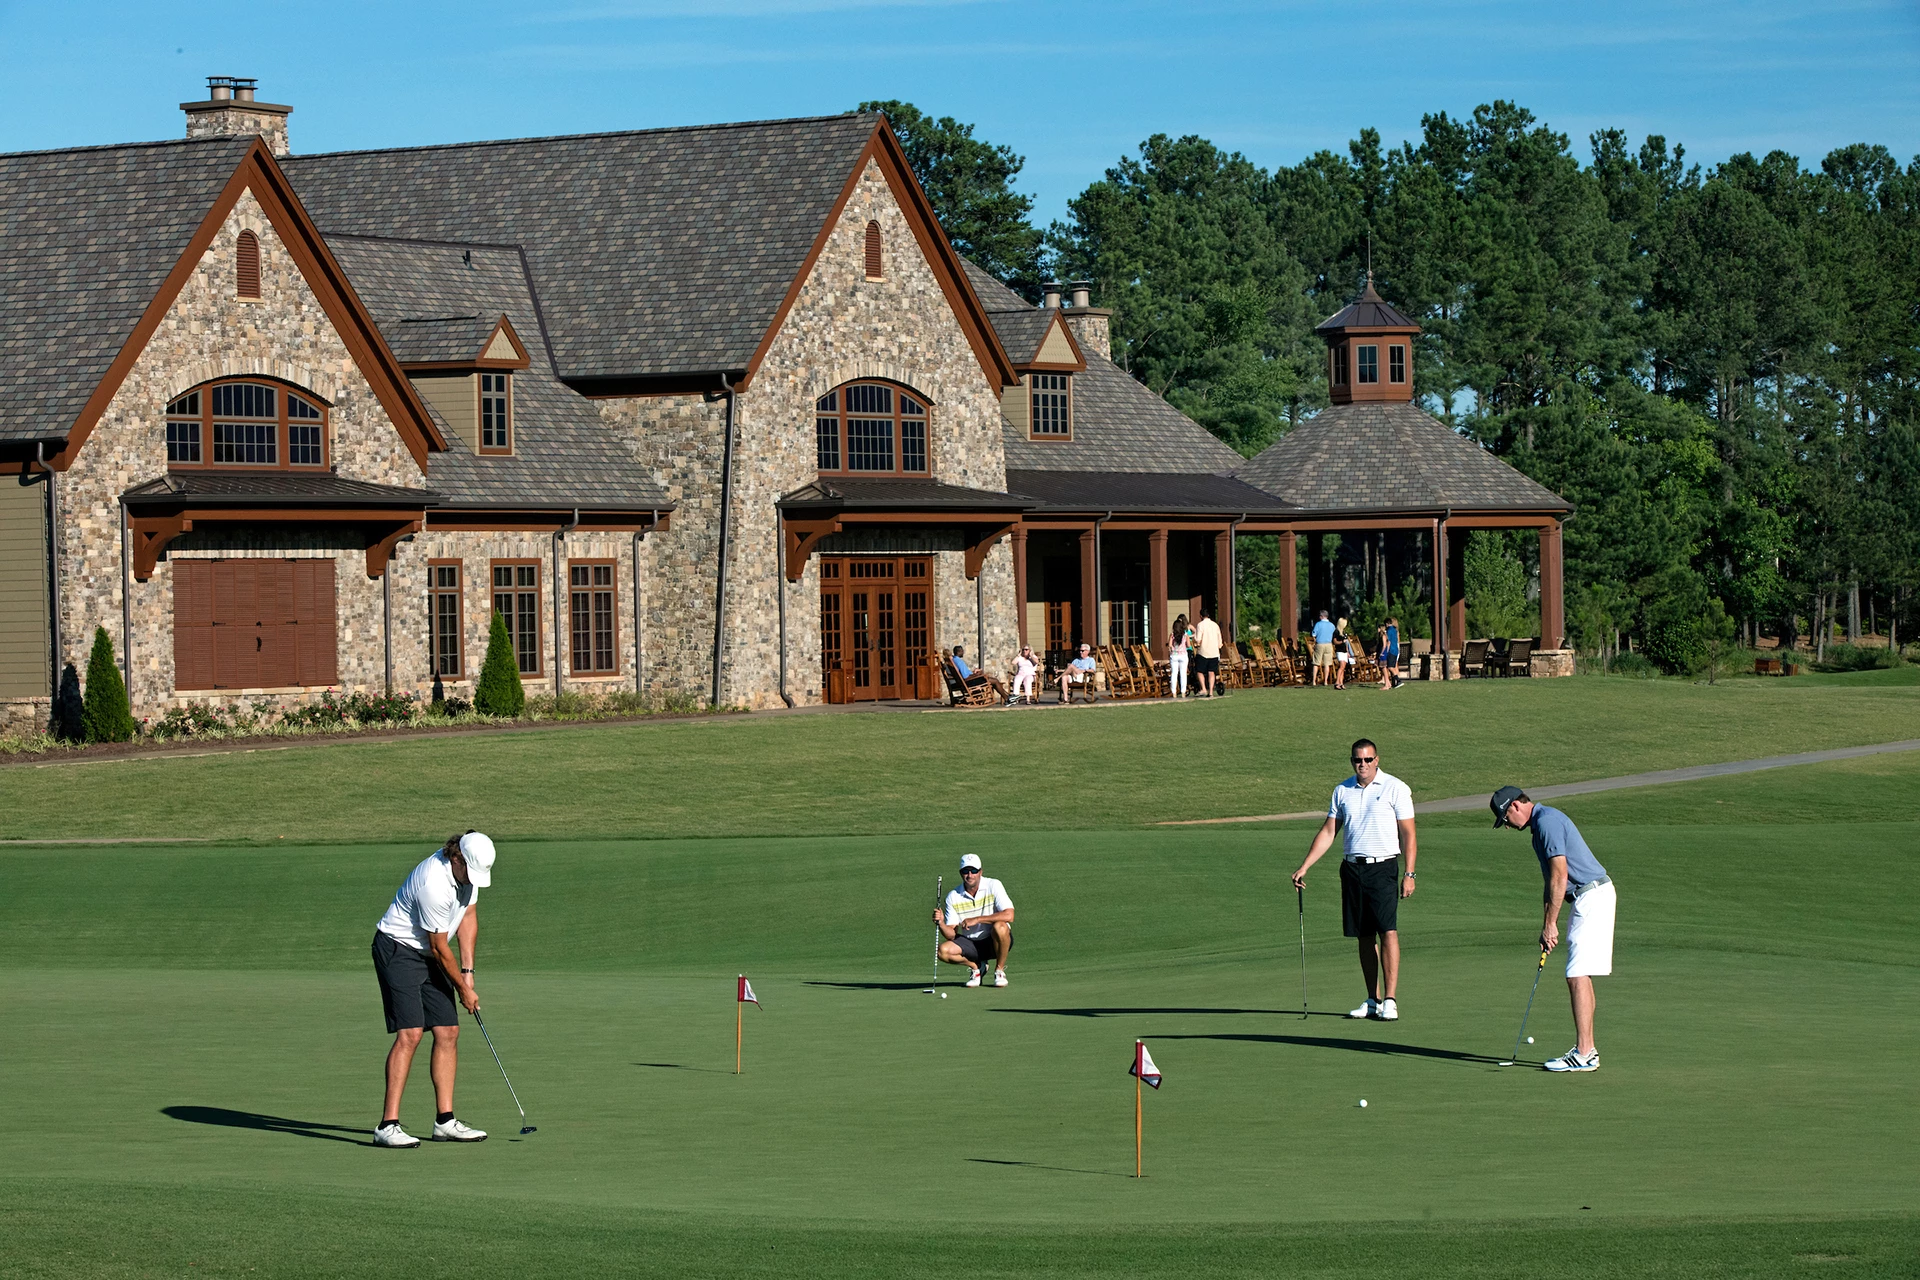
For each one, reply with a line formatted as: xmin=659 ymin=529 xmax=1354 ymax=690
xmin=372 ymin=931 xmax=459 ymax=1032
xmin=1340 ymin=859 xmax=1399 ymax=938
xmin=1195 ymin=655 xmax=1220 ymax=675
xmin=955 ymin=923 xmax=1003 ymax=965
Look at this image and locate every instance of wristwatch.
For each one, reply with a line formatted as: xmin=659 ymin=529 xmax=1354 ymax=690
xmin=1402 ymin=873 xmax=1416 ymax=879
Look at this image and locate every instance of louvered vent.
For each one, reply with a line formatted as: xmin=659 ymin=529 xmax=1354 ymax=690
xmin=236 ymin=230 xmax=261 ymax=298
xmin=864 ymin=221 xmax=883 ymax=280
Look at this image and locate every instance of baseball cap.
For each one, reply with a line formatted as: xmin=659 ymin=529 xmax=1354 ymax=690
xmin=1489 ymin=786 xmax=1526 ymax=829
xmin=959 ymin=854 xmax=982 ymax=872
xmin=459 ymin=832 xmax=497 ymax=887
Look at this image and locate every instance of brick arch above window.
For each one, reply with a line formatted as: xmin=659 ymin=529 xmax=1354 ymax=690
xmin=236 ymin=229 xmax=261 ymax=298
xmin=164 ymin=375 xmax=330 ymax=470
xmin=864 ymin=220 xmax=883 ymax=280
xmin=815 ymin=378 xmax=931 ymax=476
xmin=166 ymin=359 xmax=340 ymax=407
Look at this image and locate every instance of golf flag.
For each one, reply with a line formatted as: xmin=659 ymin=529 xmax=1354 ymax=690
xmin=1131 ymin=1040 xmax=1162 ymax=1089
xmin=738 ymin=975 xmax=759 ymax=1006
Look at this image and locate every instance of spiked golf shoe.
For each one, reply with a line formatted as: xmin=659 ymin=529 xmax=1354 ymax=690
xmin=431 ymin=1118 xmax=488 ymax=1142
xmin=374 ymin=1121 xmax=420 ymax=1148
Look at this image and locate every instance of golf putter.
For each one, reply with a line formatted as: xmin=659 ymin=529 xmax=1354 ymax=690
xmin=1296 ymin=883 xmax=1308 ymax=1019
xmin=1498 ymin=947 xmax=1551 ymax=1066
xmin=472 ymin=1009 xmax=537 ymax=1133
xmin=924 ymin=874 xmax=941 ymax=993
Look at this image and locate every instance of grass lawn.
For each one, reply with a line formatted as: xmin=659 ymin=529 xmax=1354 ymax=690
xmin=2 ymin=745 xmax=1916 ymax=1276
xmin=2 ymin=666 xmax=1916 ymax=844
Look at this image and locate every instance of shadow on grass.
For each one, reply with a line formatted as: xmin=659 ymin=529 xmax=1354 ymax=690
xmin=633 ymin=1062 xmax=732 ymax=1073
xmin=804 ymin=981 xmax=946 ymax=991
xmin=993 ymin=1006 xmax=1338 ymax=1018
xmin=162 ymin=1106 xmax=376 ymax=1146
xmin=967 ymin=1157 xmax=1131 ymax=1179
xmin=1143 ymin=1032 xmax=1507 ymax=1065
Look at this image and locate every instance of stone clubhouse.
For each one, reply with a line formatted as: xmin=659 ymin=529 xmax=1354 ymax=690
xmin=0 ymin=77 xmax=1572 ymax=729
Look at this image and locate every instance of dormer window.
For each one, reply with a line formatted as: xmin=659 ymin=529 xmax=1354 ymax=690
xmin=816 ymin=380 xmax=929 ymax=475
xmin=165 ymin=379 xmax=328 ymax=469
xmin=1390 ymin=345 xmax=1406 ymax=383
xmin=864 ymin=221 xmax=884 ymax=280
xmin=480 ymin=372 xmax=512 ymax=453
xmin=1030 ymin=373 xmax=1071 ymax=438
xmin=236 ymin=230 xmax=261 ymax=299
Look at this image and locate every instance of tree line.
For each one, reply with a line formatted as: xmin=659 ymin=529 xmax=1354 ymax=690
xmin=864 ymin=99 xmax=1920 ymax=665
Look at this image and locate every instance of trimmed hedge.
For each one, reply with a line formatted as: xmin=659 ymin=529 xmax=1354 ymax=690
xmin=474 ymin=609 xmax=525 ymax=717
xmin=80 ymin=626 xmax=136 ymax=743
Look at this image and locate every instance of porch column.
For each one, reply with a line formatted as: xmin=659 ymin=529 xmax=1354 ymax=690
xmin=1307 ymin=533 xmax=1326 ymax=623
xmin=1213 ymin=528 xmax=1233 ymax=643
xmin=1079 ymin=527 xmax=1098 ymax=649
xmin=1149 ymin=528 xmax=1169 ymax=658
xmin=1430 ymin=521 xmax=1448 ymax=679
xmin=1012 ymin=525 xmax=1030 ymax=648
xmin=1539 ymin=521 xmax=1565 ymax=649
xmin=1447 ymin=528 xmax=1467 ymax=653
xmin=1279 ymin=531 xmax=1299 ymax=642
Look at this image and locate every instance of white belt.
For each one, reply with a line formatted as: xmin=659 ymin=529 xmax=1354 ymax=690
xmin=1345 ymin=856 xmax=1396 ymax=865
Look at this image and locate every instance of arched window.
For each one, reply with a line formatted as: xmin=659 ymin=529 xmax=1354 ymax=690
xmin=236 ymin=230 xmax=261 ymax=299
xmin=815 ymin=381 xmax=928 ymax=475
xmin=165 ymin=379 xmax=328 ymax=469
xmin=864 ymin=221 xmax=883 ymax=280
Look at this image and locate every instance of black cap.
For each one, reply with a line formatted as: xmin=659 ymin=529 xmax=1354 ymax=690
xmin=1490 ymin=786 xmax=1526 ymax=828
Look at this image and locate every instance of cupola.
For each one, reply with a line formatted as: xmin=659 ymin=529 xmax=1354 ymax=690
xmin=1315 ymin=275 xmax=1419 ymax=405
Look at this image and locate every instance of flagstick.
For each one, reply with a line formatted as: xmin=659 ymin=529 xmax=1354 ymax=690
xmin=736 ymin=999 xmax=742 ymax=1075
xmin=1134 ymin=1071 xmax=1143 ymax=1178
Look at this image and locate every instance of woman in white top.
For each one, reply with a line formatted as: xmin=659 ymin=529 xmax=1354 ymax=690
xmin=1011 ymin=645 xmax=1038 ymax=704
xmin=1168 ymin=613 xmax=1192 ymax=697
xmin=1334 ymin=618 xmax=1353 ymax=690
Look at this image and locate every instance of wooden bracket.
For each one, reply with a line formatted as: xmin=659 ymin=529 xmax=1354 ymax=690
xmin=784 ymin=518 xmax=841 ymax=582
xmin=131 ymin=514 xmax=192 ymax=580
xmin=365 ymin=519 xmax=423 ymax=579
xmin=963 ymin=522 xmax=1017 ymax=580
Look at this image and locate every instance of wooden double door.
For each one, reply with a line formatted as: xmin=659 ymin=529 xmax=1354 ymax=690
xmin=820 ymin=556 xmax=932 ymax=702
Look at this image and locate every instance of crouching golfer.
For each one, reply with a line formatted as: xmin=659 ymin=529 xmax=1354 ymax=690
xmin=370 ymin=831 xmax=497 ymax=1146
xmin=934 ymin=854 xmax=1015 ymax=987
xmin=1491 ymin=787 xmax=1615 ymax=1072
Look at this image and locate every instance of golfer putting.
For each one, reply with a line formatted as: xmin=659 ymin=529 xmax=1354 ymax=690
xmin=934 ymin=854 xmax=1015 ymax=987
xmin=1491 ymin=787 xmax=1616 ymax=1072
xmin=370 ymin=831 xmax=497 ymax=1146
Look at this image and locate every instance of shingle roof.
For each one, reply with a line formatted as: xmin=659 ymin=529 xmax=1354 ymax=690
xmin=960 ymin=259 xmax=1030 ymax=311
xmin=983 ymin=309 xmax=1059 ymax=365
xmin=1233 ymin=401 xmax=1570 ymax=512
xmin=0 ymin=137 xmax=255 ymax=442
xmin=121 ymin=471 xmax=437 ymax=507
xmin=326 ymin=236 xmax=672 ymax=512
xmin=780 ymin=476 xmax=1028 ymax=512
xmin=384 ymin=315 xmax=500 ymax=365
xmin=1316 ymin=279 xmax=1418 ymax=332
xmin=283 ymin=115 xmax=880 ymax=382
xmin=1007 ymin=469 xmax=1293 ymax=515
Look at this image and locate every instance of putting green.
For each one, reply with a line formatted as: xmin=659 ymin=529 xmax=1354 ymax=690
xmin=2 ymin=756 xmax=1916 ymax=1274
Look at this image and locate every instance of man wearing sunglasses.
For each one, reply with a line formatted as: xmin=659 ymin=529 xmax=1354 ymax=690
xmin=933 ymin=854 xmax=1015 ymax=987
xmin=1290 ymin=740 xmax=1417 ymax=1020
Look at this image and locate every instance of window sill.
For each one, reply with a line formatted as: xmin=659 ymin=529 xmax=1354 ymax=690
xmin=232 ymin=296 xmax=264 ymax=304
xmin=565 ymin=672 xmax=626 ymax=682
xmin=865 ymin=274 xmax=885 ymax=283
xmin=1028 ymin=434 xmax=1074 ymax=443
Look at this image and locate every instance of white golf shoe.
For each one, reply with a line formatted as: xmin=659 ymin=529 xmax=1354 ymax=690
xmin=1347 ymin=998 xmax=1376 ymax=1019
xmin=1544 ymin=1047 xmax=1599 ymax=1073
xmin=1376 ymin=998 xmax=1399 ymax=1021
xmin=964 ymin=968 xmax=982 ymax=988
xmin=373 ymin=1121 xmax=420 ymax=1148
xmin=430 ymin=1117 xmax=488 ymax=1142
xmin=994 ymin=970 xmax=1009 ymax=987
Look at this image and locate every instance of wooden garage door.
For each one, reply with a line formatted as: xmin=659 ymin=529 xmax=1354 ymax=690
xmin=173 ymin=559 xmax=338 ymax=691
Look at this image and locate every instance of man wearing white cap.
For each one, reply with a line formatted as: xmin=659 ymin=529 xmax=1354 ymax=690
xmin=933 ymin=854 xmax=1015 ymax=987
xmin=370 ymin=830 xmax=497 ymax=1146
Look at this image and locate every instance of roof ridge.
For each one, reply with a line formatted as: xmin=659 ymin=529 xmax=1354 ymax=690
xmin=324 ymin=231 xmax=529 ymax=253
xmin=286 ymin=111 xmax=879 ymax=163
xmin=0 ymin=134 xmax=252 ymax=161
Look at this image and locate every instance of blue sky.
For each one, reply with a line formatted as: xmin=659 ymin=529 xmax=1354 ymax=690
xmin=3 ymin=0 xmax=1916 ymax=225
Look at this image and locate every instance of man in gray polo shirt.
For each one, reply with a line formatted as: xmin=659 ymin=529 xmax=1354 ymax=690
xmin=1492 ymin=787 xmax=1616 ymax=1072
xmin=1292 ymin=739 xmax=1418 ymax=1020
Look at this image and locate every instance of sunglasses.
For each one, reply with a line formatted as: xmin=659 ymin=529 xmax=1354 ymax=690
xmin=1351 ymin=756 xmax=1377 ymax=765
xmin=960 ymin=867 xmax=981 ymax=874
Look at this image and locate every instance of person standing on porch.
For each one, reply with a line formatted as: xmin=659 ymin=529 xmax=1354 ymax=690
xmin=1168 ymin=614 xmax=1192 ymax=697
xmin=1194 ymin=608 xmax=1223 ymax=698
xmin=1311 ymin=612 xmax=1337 ymax=686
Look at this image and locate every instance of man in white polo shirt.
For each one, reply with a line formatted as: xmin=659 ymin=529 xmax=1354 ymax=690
xmin=369 ymin=831 xmax=496 ymax=1147
xmin=934 ymin=854 xmax=1016 ymax=987
xmin=1291 ymin=739 xmax=1417 ymax=1020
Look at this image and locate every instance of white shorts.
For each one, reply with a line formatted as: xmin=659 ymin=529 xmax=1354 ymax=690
xmin=1565 ymin=881 xmax=1616 ymax=978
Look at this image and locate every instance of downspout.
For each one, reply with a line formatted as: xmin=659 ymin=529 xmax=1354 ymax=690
xmin=776 ymin=512 xmax=794 ymax=707
xmin=632 ymin=521 xmax=648 ymax=696
xmin=383 ymin=558 xmax=393 ymax=694
xmin=35 ymin=443 xmax=62 ymax=698
xmin=710 ymin=375 xmax=737 ymax=708
xmin=119 ymin=496 xmax=133 ymax=702
xmin=553 ymin=508 xmax=579 ymax=696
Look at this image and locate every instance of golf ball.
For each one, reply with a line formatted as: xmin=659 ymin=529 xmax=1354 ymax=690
xmin=940 ymin=993 xmax=947 ymax=999
xmin=1358 ymin=1099 xmax=1368 ymax=1108
xmin=1527 ymin=1036 xmax=1534 ymax=1044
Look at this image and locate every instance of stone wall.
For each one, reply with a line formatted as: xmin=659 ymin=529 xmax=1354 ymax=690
xmin=54 ymin=188 xmax=425 ymax=719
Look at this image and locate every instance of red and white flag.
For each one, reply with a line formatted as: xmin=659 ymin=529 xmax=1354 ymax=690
xmin=737 ymin=975 xmax=760 ymax=1006
xmin=1130 ymin=1040 xmax=1162 ymax=1089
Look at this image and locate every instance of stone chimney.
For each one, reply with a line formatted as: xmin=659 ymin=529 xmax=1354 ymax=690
xmin=1060 ymin=279 xmax=1112 ymax=361
xmin=182 ymin=77 xmax=292 ymax=157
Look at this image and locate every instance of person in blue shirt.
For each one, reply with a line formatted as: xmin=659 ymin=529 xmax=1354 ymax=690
xmin=1376 ymin=617 xmax=1402 ymax=691
xmin=1310 ymin=611 xmax=1337 ymax=686
xmin=1491 ymin=786 xmax=1617 ymax=1073
xmin=949 ymin=644 xmax=1010 ymax=704
xmin=1055 ymin=642 xmax=1099 ymax=704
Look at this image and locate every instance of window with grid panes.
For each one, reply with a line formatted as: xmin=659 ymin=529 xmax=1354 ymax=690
xmin=569 ymin=562 xmax=618 ymax=674
xmin=815 ymin=381 xmax=929 ymax=475
xmin=429 ymin=563 xmax=463 ymax=677
xmin=1389 ymin=344 xmax=1406 ymax=383
xmin=1357 ymin=345 xmax=1379 ymax=383
xmin=1332 ymin=345 xmax=1349 ymax=386
xmin=165 ymin=379 xmax=328 ymax=469
xmin=481 ymin=373 xmax=511 ymax=451
xmin=166 ymin=391 xmax=202 ymax=463
xmin=492 ymin=563 xmax=541 ymax=674
xmin=1030 ymin=373 xmax=1070 ymax=438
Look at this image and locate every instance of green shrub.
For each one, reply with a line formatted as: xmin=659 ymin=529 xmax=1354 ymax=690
xmin=1608 ymin=651 xmax=1660 ymax=678
xmin=80 ymin=626 xmax=136 ymax=743
xmin=1816 ymin=643 xmax=1903 ymax=673
xmin=51 ymin=662 xmax=83 ymax=742
xmin=474 ymin=610 xmax=525 ymax=717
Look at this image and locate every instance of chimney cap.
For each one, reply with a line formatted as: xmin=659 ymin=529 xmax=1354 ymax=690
xmin=1041 ymin=281 xmax=1063 ymax=309
xmin=1067 ymin=280 xmax=1093 ymax=308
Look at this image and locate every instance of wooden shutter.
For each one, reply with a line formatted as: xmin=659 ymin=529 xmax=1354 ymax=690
xmin=293 ymin=560 xmax=338 ymax=687
xmin=172 ymin=560 xmax=215 ymax=690
xmin=236 ymin=230 xmax=261 ymax=298
xmin=864 ymin=221 xmax=882 ymax=279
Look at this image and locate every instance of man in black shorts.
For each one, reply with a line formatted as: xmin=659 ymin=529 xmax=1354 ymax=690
xmin=1290 ymin=740 xmax=1418 ymax=1020
xmin=370 ymin=832 xmax=497 ymax=1147
xmin=934 ymin=854 xmax=1016 ymax=987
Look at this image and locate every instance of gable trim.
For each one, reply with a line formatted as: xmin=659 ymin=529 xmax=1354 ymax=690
xmin=1014 ymin=312 xmax=1086 ymax=373
xmin=735 ymin=121 xmax=1020 ymax=395
xmin=401 ymin=315 xmax=534 ymax=372
xmin=52 ymin=139 xmax=444 ymax=471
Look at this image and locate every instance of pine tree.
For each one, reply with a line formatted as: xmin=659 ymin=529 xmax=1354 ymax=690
xmin=80 ymin=626 xmax=136 ymax=743
xmin=474 ymin=609 xmax=525 ymax=717
xmin=51 ymin=661 xmax=83 ymax=742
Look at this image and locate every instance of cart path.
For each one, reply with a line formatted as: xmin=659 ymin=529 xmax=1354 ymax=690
xmin=1158 ymin=738 xmax=1920 ymax=825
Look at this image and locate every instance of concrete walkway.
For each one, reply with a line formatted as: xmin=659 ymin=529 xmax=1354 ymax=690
xmin=1159 ymin=738 xmax=1920 ymax=825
